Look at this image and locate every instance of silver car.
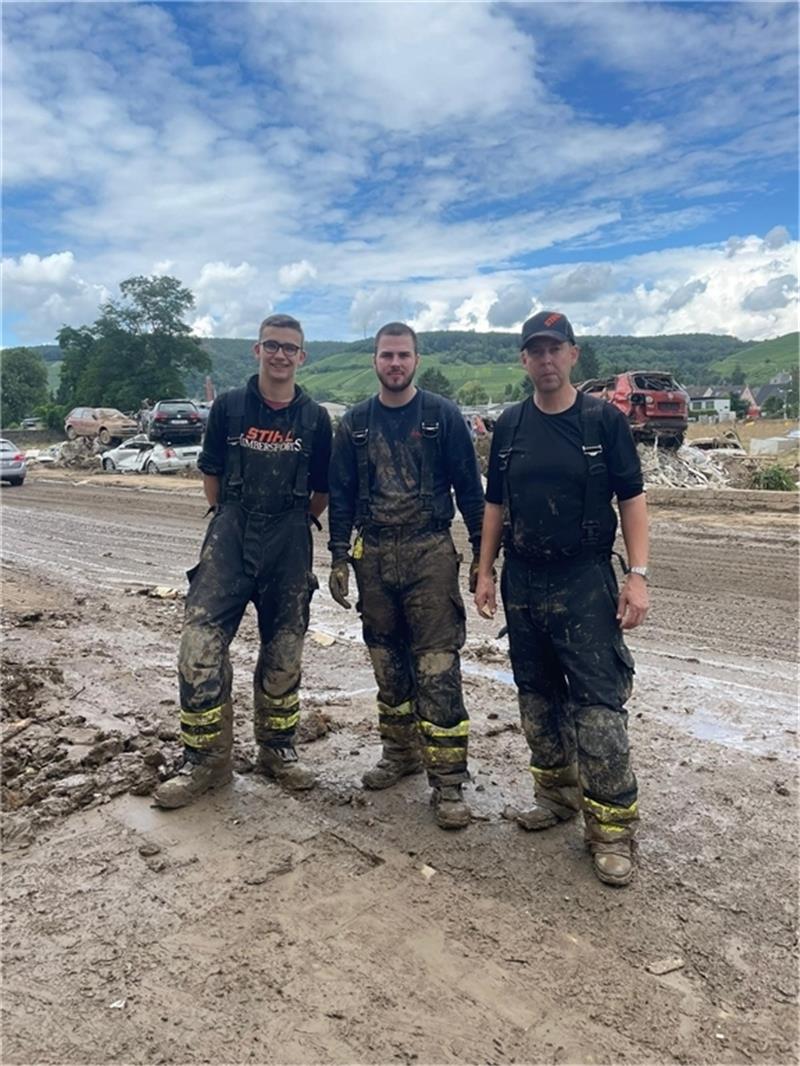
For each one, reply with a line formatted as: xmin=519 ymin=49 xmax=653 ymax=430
xmin=0 ymin=438 xmax=27 ymax=486
xmin=101 ymin=435 xmax=201 ymax=475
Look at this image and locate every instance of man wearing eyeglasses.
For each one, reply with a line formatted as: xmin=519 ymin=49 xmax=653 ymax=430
xmin=154 ymin=314 xmax=332 ymax=809
xmin=328 ymin=322 xmax=484 ymax=830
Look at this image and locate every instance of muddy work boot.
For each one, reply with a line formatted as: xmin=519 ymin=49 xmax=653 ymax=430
xmin=152 ymin=753 xmax=233 ymax=809
xmin=516 ymin=763 xmax=581 ymax=831
xmin=431 ymin=785 xmax=471 ymax=830
xmin=583 ymin=804 xmax=638 ymax=887
xmin=257 ymin=745 xmax=316 ymax=791
xmin=362 ymin=748 xmax=424 ymax=790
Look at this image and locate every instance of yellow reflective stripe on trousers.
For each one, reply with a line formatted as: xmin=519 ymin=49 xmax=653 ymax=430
xmin=181 ymin=705 xmax=223 ymax=728
xmin=266 ymin=711 xmax=300 ymax=731
xmin=418 ymin=720 xmax=470 ymax=739
xmin=423 ymin=745 xmax=466 ymax=764
xmin=583 ymin=794 xmax=639 ymax=825
xmin=530 ymin=764 xmax=571 ymax=787
xmin=377 ymin=700 xmax=414 ymax=717
xmin=262 ymin=690 xmax=300 ymax=710
xmin=181 ymin=729 xmax=219 ymax=749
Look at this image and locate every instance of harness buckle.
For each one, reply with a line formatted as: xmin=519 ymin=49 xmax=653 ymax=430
xmin=582 ymin=519 xmax=601 ymax=543
xmin=582 ymin=444 xmax=603 ymax=457
xmin=352 ymin=428 xmax=369 ymax=446
xmin=421 ymin=420 xmax=440 ymax=438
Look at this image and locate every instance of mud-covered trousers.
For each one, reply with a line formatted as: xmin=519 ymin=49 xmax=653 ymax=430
xmin=354 ymin=527 xmax=469 ymax=789
xmin=177 ymin=503 xmax=317 ymax=757
xmin=501 ymin=552 xmax=638 ymax=819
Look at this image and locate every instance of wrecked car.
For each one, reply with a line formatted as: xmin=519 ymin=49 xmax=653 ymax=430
xmin=100 ymin=435 xmax=201 ymax=475
xmin=64 ymin=407 xmax=139 ymax=446
xmin=578 ymin=371 xmax=689 ymax=445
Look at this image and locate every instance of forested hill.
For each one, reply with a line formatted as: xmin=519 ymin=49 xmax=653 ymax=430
xmin=197 ymin=331 xmax=751 ymax=397
xmin=27 ymin=329 xmax=794 ymax=404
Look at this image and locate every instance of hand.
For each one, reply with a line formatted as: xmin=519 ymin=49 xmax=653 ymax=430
xmin=617 ymin=574 xmax=649 ymax=630
xmin=329 ymin=560 xmax=351 ymax=610
xmin=473 ymin=573 xmax=497 ymax=619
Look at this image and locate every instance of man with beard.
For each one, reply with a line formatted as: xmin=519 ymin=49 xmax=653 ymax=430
xmin=328 ymin=322 xmax=484 ymax=828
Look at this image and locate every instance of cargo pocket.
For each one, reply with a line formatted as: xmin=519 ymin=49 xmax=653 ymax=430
xmin=613 ymin=639 xmax=636 ymax=703
xmin=450 ymin=592 xmax=467 ymax=646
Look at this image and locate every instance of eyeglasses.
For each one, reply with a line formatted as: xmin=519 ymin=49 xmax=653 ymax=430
xmin=259 ymin=340 xmax=302 ymax=356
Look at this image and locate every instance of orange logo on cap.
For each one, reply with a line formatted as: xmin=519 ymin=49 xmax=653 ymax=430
xmin=544 ymin=313 xmax=562 ymax=327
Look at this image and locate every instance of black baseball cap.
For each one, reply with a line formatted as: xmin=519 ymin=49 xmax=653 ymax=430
xmin=520 ymin=311 xmax=576 ymax=348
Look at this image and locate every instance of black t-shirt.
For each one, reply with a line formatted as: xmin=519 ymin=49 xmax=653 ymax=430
xmin=328 ymin=390 xmax=484 ymax=551
xmin=199 ymin=377 xmax=331 ymax=512
xmin=485 ymin=392 xmax=643 ymax=561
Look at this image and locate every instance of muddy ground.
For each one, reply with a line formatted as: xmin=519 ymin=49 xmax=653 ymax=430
xmin=1 ymin=470 xmax=798 ymax=1066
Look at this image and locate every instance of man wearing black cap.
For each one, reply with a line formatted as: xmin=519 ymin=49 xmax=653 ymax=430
xmin=474 ymin=311 xmax=649 ymax=886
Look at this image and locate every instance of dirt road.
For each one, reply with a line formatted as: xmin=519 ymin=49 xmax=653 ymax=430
xmin=2 ymin=473 xmax=798 ymax=1065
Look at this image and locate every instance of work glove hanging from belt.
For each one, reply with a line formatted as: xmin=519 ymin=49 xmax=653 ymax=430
xmin=468 ymin=549 xmax=495 ymax=594
xmin=329 ymin=558 xmax=352 ymax=609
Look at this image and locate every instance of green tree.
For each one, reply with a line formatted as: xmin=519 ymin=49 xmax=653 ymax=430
xmin=57 ymin=275 xmax=210 ymax=411
xmin=729 ymin=392 xmax=749 ymax=419
xmin=730 ymin=364 xmax=746 ymax=386
xmin=457 ymin=380 xmax=489 ymax=405
xmin=418 ymin=366 xmax=453 ymax=398
xmin=1 ymin=347 xmax=49 ymax=425
xmin=762 ymin=394 xmax=786 ymax=418
xmin=574 ymin=341 xmax=599 ymax=382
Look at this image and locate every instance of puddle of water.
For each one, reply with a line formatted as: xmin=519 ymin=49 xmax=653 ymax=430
xmin=463 ymin=661 xmax=515 ymax=686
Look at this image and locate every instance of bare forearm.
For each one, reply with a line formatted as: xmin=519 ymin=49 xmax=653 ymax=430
xmin=310 ymin=492 xmax=329 ymax=519
xmin=619 ymin=493 xmax=649 ymax=567
xmin=203 ymin=474 xmax=221 ymax=508
xmin=478 ymin=503 xmax=504 ymax=575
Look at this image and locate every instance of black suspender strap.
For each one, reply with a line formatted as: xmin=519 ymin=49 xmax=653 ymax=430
xmin=579 ymin=394 xmax=609 ymax=548
xmin=291 ymin=400 xmax=319 ymax=509
xmin=418 ymin=390 xmax=440 ymax=513
xmin=351 ymin=397 xmax=373 ymax=523
xmin=498 ymin=400 xmax=526 ymax=530
xmin=222 ymin=387 xmax=248 ymax=501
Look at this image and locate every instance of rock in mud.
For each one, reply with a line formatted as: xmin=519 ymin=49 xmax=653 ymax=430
xmin=296 ymin=709 xmax=331 ymax=744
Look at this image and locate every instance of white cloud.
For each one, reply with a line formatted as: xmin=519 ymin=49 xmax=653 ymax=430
xmin=278 ymin=260 xmax=317 ymax=290
xmin=1 ymin=251 xmax=108 ymax=341
xmin=741 ymin=275 xmax=798 ymax=312
xmin=763 ymin=226 xmax=791 ymax=250
xmin=3 ymin=251 xmax=76 ymax=285
xmin=661 ymin=279 xmax=708 ymax=312
xmin=2 ymin=3 xmax=797 ymax=350
xmin=348 ymin=288 xmax=416 ymax=336
xmin=542 ymin=264 xmax=615 ymax=304
xmin=486 ymin=284 xmax=534 ymax=328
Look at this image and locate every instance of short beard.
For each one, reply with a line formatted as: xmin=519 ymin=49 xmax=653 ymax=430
xmin=377 ymin=369 xmax=416 ymax=393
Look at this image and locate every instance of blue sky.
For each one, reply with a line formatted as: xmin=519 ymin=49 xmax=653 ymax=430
xmin=3 ymin=1 xmax=798 ymax=346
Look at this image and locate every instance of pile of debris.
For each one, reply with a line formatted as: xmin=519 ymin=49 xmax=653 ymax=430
xmin=638 ymin=441 xmax=755 ymax=488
